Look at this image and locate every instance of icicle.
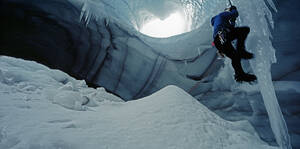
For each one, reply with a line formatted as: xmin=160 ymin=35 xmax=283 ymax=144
xmin=244 ymin=0 xmax=292 ymax=148
xmin=106 ymin=19 xmax=110 ymax=27
xmin=266 ymin=0 xmax=278 ymax=12
xmin=80 ymin=0 xmax=92 ymax=26
xmin=80 ymin=0 xmax=87 ymax=22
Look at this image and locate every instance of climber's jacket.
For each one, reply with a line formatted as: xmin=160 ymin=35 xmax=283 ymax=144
xmin=211 ymin=8 xmax=239 ymax=39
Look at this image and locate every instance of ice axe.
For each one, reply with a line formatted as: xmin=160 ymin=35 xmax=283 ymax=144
xmin=228 ymin=0 xmax=233 ymax=6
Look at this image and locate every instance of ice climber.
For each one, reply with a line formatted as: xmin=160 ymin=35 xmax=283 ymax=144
xmin=211 ymin=6 xmax=257 ymax=82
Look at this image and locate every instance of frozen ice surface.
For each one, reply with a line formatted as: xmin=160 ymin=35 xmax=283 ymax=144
xmin=0 ymin=56 xmax=277 ymax=149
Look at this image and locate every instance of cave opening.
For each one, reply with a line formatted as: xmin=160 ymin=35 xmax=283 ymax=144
xmin=139 ymin=11 xmax=187 ymax=38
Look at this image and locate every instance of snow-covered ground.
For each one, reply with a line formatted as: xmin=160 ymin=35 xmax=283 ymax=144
xmin=0 ymin=56 xmax=278 ymax=149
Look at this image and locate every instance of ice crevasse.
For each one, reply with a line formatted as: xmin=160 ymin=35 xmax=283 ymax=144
xmin=0 ymin=0 xmax=292 ymax=148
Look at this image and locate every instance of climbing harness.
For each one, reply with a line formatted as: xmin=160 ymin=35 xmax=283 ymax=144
xmin=217 ymin=30 xmax=227 ymax=45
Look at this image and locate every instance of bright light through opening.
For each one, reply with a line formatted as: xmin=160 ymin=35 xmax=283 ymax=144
xmin=140 ymin=12 xmax=186 ymax=38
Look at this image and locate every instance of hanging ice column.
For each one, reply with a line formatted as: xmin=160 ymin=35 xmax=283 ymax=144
xmin=237 ymin=0 xmax=292 ymax=148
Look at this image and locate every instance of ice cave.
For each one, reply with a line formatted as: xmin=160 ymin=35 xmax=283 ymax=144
xmin=0 ymin=0 xmax=299 ymax=148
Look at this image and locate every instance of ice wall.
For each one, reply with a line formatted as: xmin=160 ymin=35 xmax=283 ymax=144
xmin=1 ymin=0 xmax=218 ymax=100
xmin=271 ymin=0 xmax=300 ymax=81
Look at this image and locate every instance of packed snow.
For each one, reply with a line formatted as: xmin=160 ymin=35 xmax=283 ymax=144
xmin=0 ymin=56 xmax=278 ymax=149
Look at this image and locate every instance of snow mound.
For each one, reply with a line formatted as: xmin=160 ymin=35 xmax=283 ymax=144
xmin=0 ymin=56 xmax=123 ymax=110
xmin=0 ymin=56 xmax=277 ymax=149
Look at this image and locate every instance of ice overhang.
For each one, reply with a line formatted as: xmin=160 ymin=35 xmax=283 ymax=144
xmin=79 ymin=0 xmax=219 ymax=38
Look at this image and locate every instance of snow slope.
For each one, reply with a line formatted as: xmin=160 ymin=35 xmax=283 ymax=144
xmin=0 ymin=56 xmax=277 ymax=149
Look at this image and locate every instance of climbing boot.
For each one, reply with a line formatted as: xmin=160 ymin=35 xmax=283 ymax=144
xmin=235 ymin=73 xmax=257 ymax=83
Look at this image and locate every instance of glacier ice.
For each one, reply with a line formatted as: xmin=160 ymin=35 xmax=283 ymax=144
xmin=0 ymin=0 xmax=293 ymax=148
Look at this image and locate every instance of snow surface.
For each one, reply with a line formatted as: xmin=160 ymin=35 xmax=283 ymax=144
xmin=0 ymin=56 xmax=278 ymax=149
